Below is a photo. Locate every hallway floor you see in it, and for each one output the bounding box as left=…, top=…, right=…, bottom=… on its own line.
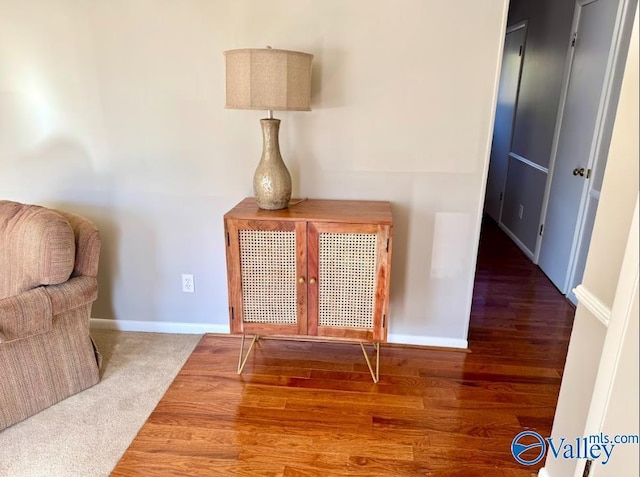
left=470, top=218, right=575, bottom=374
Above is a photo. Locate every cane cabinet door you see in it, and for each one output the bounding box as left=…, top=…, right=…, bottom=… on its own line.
left=226, top=219, right=307, bottom=336
left=307, top=222, right=391, bottom=342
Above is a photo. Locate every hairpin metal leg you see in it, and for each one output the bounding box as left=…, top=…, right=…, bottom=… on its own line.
left=360, top=342, right=380, bottom=383
left=237, top=334, right=259, bottom=374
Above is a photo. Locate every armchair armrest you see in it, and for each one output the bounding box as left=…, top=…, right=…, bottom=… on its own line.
left=53, top=210, right=101, bottom=278
left=45, top=276, right=98, bottom=316
left=0, top=287, right=52, bottom=343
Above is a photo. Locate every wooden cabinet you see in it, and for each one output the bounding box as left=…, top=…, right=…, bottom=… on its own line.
left=224, top=199, right=393, bottom=356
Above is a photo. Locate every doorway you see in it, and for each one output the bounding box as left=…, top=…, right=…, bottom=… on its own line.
left=538, top=0, right=635, bottom=303
left=483, top=0, right=637, bottom=303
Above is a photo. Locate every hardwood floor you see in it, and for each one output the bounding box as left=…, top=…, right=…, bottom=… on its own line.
left=112, top=218, right=575, bottom=476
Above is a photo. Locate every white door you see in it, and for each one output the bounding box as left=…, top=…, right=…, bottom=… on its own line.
left=538, top=0, right=620, bottom=293
left=484, top=23, right=526, bottom=222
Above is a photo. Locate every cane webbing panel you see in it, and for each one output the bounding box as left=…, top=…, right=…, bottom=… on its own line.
left=318, top=232, right=377, bottom=328
left=239, top=230, right=297, bottom=324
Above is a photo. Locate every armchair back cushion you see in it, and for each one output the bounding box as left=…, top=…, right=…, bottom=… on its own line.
left=0, top=201, right=75, bottom=299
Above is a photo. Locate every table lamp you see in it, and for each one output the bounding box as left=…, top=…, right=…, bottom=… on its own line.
left=224, top=47, right=313, bottom=210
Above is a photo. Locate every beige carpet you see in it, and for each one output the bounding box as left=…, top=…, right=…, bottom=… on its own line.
left=0, top=330, right=202, bottom=477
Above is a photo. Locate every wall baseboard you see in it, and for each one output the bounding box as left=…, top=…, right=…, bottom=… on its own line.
left=498, top=222, right=535, bottom=260
left=538, top=468, right=550, bottom=477
left=90, top=319, right=469, bottom=349
left=387, top=333, right=468, bottom=349
left=90, top=318, right=230, bottom=335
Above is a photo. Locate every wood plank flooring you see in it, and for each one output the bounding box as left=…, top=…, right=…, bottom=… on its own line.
left=112, top=219, right=575, bottom=476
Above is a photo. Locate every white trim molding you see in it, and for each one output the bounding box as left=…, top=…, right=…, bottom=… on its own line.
left=90, top=319, right=469, bottom=349
left=90, top=318, right=230, bottom=335
left=388, top=333, right=468, bottom=349
left=573, top=284, right=612, bottom=327
left=506, top=19, right=528, bottom=34
left=508, top=152, right=549, bottom=174
left=498, top=221, right=536, bottom=260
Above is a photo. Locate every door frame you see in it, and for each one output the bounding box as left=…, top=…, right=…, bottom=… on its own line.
left=535, top=0, right=635, bottom=297
left=576, top=197, right=639, bottom=477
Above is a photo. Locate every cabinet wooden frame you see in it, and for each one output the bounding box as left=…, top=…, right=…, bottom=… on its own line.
left=224, top=198, right=393, bottom=345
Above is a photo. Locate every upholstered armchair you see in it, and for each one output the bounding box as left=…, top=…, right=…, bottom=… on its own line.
left=0, top=201, right=101, bottom=430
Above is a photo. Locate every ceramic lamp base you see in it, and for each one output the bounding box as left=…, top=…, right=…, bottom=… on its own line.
left=253, top=118, right=291, bottom=210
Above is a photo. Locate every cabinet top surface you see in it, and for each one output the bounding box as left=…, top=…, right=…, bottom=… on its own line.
left=224, top=198, right=393, bottom=224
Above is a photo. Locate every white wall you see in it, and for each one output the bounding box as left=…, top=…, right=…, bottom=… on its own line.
left=0, top=0, right=509, bottom=345
left=593, top=263, right=638, bottom=476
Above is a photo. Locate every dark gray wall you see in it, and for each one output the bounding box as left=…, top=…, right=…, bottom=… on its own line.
left=508, top=0, right=577, bottom=168
left=499, top=0, right=576, bottom=254
left=502, top=159, right=547, bottom=252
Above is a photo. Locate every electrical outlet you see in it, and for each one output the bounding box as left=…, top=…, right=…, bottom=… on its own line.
left=518, top=204, right=524, bottom=219
left=182, top=274, right=194, bottom=293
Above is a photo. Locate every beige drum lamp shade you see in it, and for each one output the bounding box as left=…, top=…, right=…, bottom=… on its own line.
left=224, top=48, right=313, bottom=112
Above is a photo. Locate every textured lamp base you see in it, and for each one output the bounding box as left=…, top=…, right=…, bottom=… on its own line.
left=254, top=118, right=291, bottom=210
